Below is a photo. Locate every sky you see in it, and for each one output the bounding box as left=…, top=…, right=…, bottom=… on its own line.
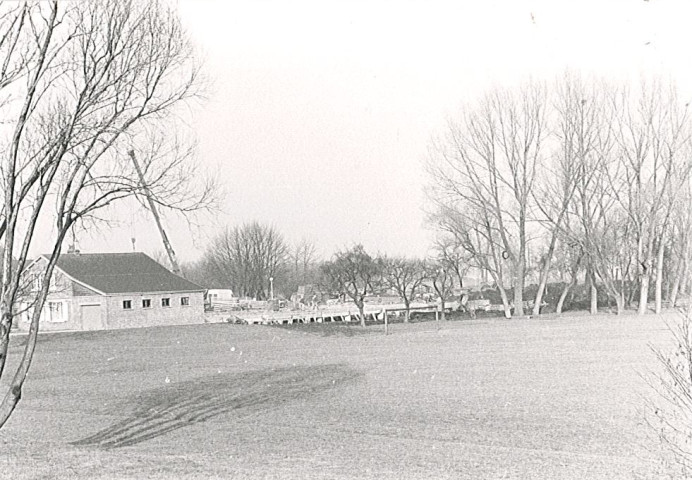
left=75, top=0, right=692, bottom=262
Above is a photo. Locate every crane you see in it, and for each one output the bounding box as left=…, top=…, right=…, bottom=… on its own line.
left=128, top=149, right=181, bottom=275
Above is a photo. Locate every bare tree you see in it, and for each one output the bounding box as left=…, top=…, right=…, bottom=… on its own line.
left=427, top=82, right=547, bottom=318
left=429, top=263, right=455, bottom=322
left=320, top=245, right=380, bottom=327
left=203, top=222, right=289, bottom=300
left=434, top=235, right=472, bottom=296
left=551, top=79, right=630, bottom=314
left=179, top=257, right=215, bottom=289
left=669, top=184, right=692, bottom=308
left=0, top=0, right=212, bottom=428
left=286, top=238, right=319, bottom=295
left=380, top=256, right=427, bottom=323
left=530, top=74, right=593, bottom=315
left=431, top=209, right=514, bottom=318
left=608, top=80, right=692, bottom=314
left=429, top=74, right=692, bottom=317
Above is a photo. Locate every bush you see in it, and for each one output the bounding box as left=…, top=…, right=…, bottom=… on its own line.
left=650, top=308, right=692, bottom=474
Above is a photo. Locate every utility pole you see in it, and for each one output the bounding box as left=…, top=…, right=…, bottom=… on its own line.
left=128, top=150, right=181, bottom=275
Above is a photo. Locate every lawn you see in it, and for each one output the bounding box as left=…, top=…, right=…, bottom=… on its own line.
left=0, top=312, right=681, bottom=479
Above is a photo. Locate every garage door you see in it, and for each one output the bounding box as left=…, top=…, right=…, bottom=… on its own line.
left=81, top=304, right=103, bottom=330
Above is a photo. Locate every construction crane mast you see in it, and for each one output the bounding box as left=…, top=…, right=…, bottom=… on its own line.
left=128, top=150, right=181, bottom=274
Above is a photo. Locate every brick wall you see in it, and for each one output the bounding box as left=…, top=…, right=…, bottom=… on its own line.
left=104, top=291, right=205, bottom=329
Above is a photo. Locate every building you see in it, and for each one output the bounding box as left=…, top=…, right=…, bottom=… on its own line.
left=206, top=288, right=238, bottom=311
left=19, top=252, right=205, bottom=331
left=207, top=288, right=234, bottom=304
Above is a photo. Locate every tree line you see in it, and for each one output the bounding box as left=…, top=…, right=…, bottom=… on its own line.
left=183, top=222, right=474, bottom=327
left=190, top=75, right=692, bottom=322
left=427, top=73, right=692, bottom=318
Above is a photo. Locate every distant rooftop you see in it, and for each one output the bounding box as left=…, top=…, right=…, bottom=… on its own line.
left=43, top=252, right=204, bottom=295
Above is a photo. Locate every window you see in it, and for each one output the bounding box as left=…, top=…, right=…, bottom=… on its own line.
left=48, top=273, right=59, bottom=292
left=161, top=298, right=170, bottom=307
left=46, top=301, right=66, bottom=322
left=180, top=297, right=190, bottom=306
left=142, top=299, right=151, bottom=308
left=123, top=300, right=132, bottom=310
left=32, top=276, right=43, bottom=293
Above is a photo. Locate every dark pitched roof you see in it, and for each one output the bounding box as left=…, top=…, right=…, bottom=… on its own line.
left=44, top=252, right=204, bottom=295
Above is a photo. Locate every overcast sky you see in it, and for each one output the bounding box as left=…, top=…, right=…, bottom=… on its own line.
left=76, top=0, right=692, bottom=261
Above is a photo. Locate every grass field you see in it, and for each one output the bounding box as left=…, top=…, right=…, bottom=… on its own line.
left=0, top=312, right=682, bottom=479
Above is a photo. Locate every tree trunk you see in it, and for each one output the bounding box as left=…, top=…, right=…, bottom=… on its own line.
left=664, top=275, right=671, bottom=303
left=0, top=232, right=65, bottom=429
left=498, top=286, right=512, bottom=319
left=532, top=261, right=550, bottom=316
left=0, top=310, right=12, bottom=381
left=671, top=244, right=690, bottom=308
left=533, top=234, right=558, bottom=316
left=655, top=239, right=666, bottom=314
left=638, top=265, right=651, bottom=315
left=439, top=299, right=446, bottom=322
left=0, top=305, right=39, bottom=428
left=513, top=260, right=525, bottom=317
left=356, top=300, right=366, bottom=327
left=627, top=276, right=638, bottom=308
left=556, top=277, right=578, bottom=315
left=670, top=259, right=685, bottom=308
left=620, top=286, right=626, bottom=314
left=404, top=299, right=410, bottom=323
left=681, top=261, right=691, bottom=301
left=614, top=292, right=624, bottom=315
left=489, top=268, right=512, bottom=319
left=588, top=269, right=598, bottom=315
left=556, top=283, right=572, bottom=314
left=670, top=272, right=682, bottom=308
left=556, top=252, right=583, bottom=315
left=616, top=259, right=626, bottom=312
left=600, top=273, right=625, bottom=316
left=590, top=283, right=598, bottom=314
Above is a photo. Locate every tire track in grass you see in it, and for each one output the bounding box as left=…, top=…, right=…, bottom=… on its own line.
left=71, top=364, right=361, bottom=449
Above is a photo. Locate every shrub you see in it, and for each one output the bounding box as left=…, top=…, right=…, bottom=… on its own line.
left=650, top=308, right=692, bottom=474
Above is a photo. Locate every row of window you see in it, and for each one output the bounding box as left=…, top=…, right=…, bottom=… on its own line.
left=123, top=297, right=190, bottom=310
left=18, top=301, right=67, bottom=324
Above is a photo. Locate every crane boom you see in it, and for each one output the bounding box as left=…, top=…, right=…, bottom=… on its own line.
left=128, top=150, right=181, bottom=274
